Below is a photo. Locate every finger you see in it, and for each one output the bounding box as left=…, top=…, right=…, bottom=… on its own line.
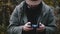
left=25, top=24, right=31, bottom=28
left=39, top=25, right=44, bottom=29
left=37, top=28, right=41, bottom=30
left=40, top=24, right=45, bottom=27
left=37, top=27, right=44, bottom=30
left=24, top=28, right=32, bottom=31
left=39, top=22, right=42, bottom=24
left=39, top=22, right=42, bottom=26
left=27, top=22, right=31, bottom=24
left=26, top=28, right=33, bottom=30
left=40, top=24, right=45, bottom=30
left=37, top=28, right=44, bottom=32
left=27, top=25, right=31, bottom=28
left=25, top=22, right=31, bottom=26
left=25, top=22, right=31, bottom=25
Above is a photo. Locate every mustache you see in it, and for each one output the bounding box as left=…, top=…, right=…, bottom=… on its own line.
left=31, top=0, right=38, bottom=1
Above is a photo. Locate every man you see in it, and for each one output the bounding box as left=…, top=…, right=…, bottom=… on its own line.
left=7, top=0, right=57, bottom=34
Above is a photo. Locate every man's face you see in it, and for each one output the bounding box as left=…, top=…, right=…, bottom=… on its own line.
left=25, top=0, right=42, bottom=8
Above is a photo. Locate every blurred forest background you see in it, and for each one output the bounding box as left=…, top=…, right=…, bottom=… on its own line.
left=0, top=0, right=60, bottom=34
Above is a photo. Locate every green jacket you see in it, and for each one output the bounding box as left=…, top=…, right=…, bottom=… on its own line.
left=7, top=1, right=57, bottom=34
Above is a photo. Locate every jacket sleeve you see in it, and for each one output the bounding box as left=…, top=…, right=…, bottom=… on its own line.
left=7, top=6, right=23, bottom=34
left=45, top=8, right=57, bottom=34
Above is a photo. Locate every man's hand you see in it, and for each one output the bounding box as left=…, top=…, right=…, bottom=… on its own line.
left=37, top=23, right=45, bottom=32
left=22, top=22, right=33, bottom=31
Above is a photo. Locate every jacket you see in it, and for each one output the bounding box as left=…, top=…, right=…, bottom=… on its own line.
left=7, top=1, right=57, bottom=34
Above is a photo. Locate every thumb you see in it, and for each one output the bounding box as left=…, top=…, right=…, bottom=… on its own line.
left=39, top=22, right=42, bottom=26
left=39, top=22, right=42, bottom=24
left=26, top=22, right=31, bottom=25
